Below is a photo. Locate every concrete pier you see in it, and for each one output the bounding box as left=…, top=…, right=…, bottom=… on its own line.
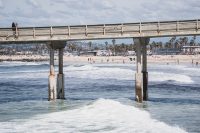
left=0, top=19, right=199, bottom=103
left=57, top=48, right=65, bottom=99
left=134, top=38, right=149, bottom=102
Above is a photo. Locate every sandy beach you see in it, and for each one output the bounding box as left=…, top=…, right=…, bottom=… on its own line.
left=0, top=55, right=200, bottom=65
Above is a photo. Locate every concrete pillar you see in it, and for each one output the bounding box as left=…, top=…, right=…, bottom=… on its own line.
left=47, top=41, right=66, bottom=101
left=142, top=38, right=150, bottom=101
left=48, top=47, right=56, bottom=101
left=134, top=38, right=143, bottom=102
left=134, top=38, right=150, bottom=102
left=57, top=48, right=65, bottom=99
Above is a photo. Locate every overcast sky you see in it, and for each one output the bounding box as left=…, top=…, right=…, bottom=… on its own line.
left=0, top=0, right=200, bottom=27
left=0, top=0, right=199, bottom=43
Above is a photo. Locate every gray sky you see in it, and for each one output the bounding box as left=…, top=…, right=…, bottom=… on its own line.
left=0, top=0, right=199, bottom=43
left=0, top=0, right=199, bottom=27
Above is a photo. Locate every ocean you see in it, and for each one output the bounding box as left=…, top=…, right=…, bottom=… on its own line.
left=0, top=61, right=199, bottom=133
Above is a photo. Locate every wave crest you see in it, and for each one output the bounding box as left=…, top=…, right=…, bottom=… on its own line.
left=0, top=99, right=187, bottom=133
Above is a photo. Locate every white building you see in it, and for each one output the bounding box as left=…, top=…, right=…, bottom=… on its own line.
left=96, top=50, right=112, bottom=56
left=182, top=46, right=200, bottom=54
left=127, top=51, right=136, bottom=56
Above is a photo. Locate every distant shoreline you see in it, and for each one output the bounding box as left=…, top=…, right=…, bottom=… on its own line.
left=0, top=55, right=49, bottom=62
left=0, top=55, right=199, bottom=64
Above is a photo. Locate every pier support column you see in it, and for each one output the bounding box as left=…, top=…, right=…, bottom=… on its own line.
left=134, top=38, right=143, bottom=102
left=142, top=38, right=150, bottom=101
left=47, top=41, right=66, bottom=101
left=57, top=48, right=65, bottom=99
left=134, top=38, right=150, bottom=102
left=47, top=45, right=56, bottom=101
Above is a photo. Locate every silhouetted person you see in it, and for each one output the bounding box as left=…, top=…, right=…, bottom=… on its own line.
left=12, top=22, right=15, bottom=30
left=12, top=22, right=18, bottom=37
left=12, top=22, right=16, bottom=35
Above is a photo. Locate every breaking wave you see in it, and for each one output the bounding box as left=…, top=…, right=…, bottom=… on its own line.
left=0, top=64, right=194, bottom=84
left=66, top=65, right=194, bottom=84
left=0, top=99, right=187, bottom=133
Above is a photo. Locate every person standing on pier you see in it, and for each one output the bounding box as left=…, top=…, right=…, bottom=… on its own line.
left=12, top=22, right=18, bottom=37
left=12, top=22, right=16, bottom=36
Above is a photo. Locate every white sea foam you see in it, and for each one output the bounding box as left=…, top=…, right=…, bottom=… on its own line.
left=65, top=65, right=99, bottom=71
left=66, top=65, right=194, bottom=83
left=150, top=72, right=194, bottom=83
left=0, top=64, right=194, bottom=83
left=0, top=61, right=48, bottom=67
left=0, top=99, right=186, bottom=133
left=66, top=65, right=133, bottom=80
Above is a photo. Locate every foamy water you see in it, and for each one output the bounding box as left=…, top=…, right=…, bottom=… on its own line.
left=0, top=99, right=186, bottom=133
left=0, top=64, right=194, bottom=84
left=0, top=61, right=48, bottom=67
left=64, top=64, right=196, bottom=84
left=0, top=62, right=199, bottom=132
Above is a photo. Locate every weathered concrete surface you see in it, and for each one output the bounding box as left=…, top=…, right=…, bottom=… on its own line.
left=48, top=48, right=56, bottom=101
left=134, top=38, right=143, bottom=102
left=57, top=47, right=65, bottom=99
left=57, top=74, right=65, bottom=99
left=134, top=37, right=149, bottom=102
left=142, top=71, right=148, bottom=101
left=142, top=38, right=150, bottom=101
left=47, top=41, right=66, bottom=100
left=48, top=67, right=56, bottom=100
left=47, top=41, right=66, bottom=50
left=135, top=73, right=143, bottom=102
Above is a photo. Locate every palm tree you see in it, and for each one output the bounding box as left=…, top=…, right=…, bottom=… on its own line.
left=169, top=36, right=176, bottom=48
left=150, top=41, right=155, bottom=51
left=105, top=41, right=108, bottom=50
left=112, top=39, right=116, bottom=56
left=121, top=43, right=126, bottom=55
left=174, top=41, right=179, bottom=49
left=189, top=36, right=197, bottom=54
left=88, top=41, right=92, bottom=51
left=182, top=37, right=188, bottom=46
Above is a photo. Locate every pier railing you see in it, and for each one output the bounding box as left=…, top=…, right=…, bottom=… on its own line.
left=0, top=19, right=200, bottom=43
